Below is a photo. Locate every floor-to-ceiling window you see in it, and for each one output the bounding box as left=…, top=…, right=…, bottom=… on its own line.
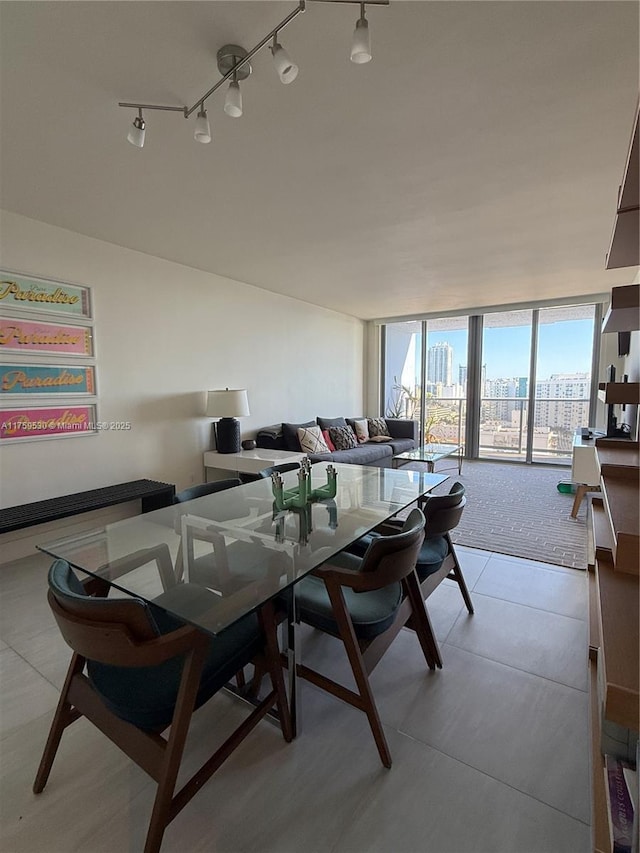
left=531, top=305, right=596, bottom=463
left=424, top=317, right=468, bottom=447
left=380, top=301, right=599, bottom=465
left=381, top=321, right=422, bottom=420
left=480, top=310, right=532, bottom=461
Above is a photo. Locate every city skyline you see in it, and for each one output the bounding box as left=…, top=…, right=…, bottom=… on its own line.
left=426, top=318, right=594, bottom=382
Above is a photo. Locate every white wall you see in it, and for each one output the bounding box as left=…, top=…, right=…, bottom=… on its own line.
left=0, top=211, right=364, bottom=507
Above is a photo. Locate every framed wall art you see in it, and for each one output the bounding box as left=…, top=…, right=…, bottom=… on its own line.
left=0, top=363, right=96, bottom=397
left=0, top=316, right=94, bottom=357
left=0, top=270, right=92, bottom=319
left=0, top=404, right=99, bottom=443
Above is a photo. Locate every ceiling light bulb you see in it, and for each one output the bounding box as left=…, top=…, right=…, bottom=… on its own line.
left=127, top=114, right=146, bottom=147
left=194, top=107, right=211, bottom=143
left=224, top=80, right=243, bottom=118
left=271, top=42, right=298, bottom=84
left=350, top=16, right=371, bottom=64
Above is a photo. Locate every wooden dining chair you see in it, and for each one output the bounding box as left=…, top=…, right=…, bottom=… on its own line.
left=293, top=508, right=430, bottom=768
left=256, top=462, right=302, bottom=479
left=34, top=558, right=292, bottom=853
left=172, top=477, right=255, bottom=588
left=173, top=478, right=242, bottom=503
left=347, top=482, right=473, bottom=668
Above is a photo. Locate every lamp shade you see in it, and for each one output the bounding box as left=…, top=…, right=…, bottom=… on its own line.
left=206, top=389, right=250, bottom=418
left=350, top=17, right=371, bottom=64
left=271, top=43, right=298, bottom=84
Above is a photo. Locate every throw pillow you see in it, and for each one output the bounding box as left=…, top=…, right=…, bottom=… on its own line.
left=368, top=417, right=391, bottom=438
left=322, top=429, right=336, bottom=452
left=317, top=416, right=348, bottom=431
left=282, top=420, right=316, bottom=451
left=297, top=425, right=329, bottom=454
left=368, top=434, right=393, bottom=443
left=353, top=418, right=370, bottom=444
left=329, top=425, right=358, bottom=450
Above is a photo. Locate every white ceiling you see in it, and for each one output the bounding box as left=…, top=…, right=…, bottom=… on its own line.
left=1, top=1, right=638, bottom=320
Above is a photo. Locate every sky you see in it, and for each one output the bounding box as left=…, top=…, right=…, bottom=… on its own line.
left=427, top=318, right=595, bottom=381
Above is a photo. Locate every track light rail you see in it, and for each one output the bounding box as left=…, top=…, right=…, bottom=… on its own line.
left=120, top=0, right=385, bottom=144
left=119, top=1, right=306, bottom=118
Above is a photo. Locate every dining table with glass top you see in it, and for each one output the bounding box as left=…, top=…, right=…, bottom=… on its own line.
left=38, top=462, right=448, bottom=734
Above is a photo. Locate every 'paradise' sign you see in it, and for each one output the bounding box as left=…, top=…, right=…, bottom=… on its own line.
left=0, top=364, right=96, bottom=396
left=0, top=405, right=98, bottom=442
left=0, top=317, right=93, bottom=356
left=0, top=272, right=92, bottom=318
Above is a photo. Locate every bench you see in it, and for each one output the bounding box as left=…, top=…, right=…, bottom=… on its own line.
left=0, top=479, right=176, bottom=535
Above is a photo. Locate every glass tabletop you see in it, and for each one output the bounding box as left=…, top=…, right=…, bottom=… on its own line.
left=394, top=443, right=461, bottom=463
left=39, top=463, right=448, bottom=637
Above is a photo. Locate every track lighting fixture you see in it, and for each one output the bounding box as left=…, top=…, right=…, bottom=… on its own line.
left=194, top=106, right=211, bottom=143
left=119, top=0, right=388, bottom=146
left=351, top=3, right=372, bottom=64
left=224, top=76, right=243, bottom=118
left=271, top=37, right=299, bottom=84
left=126, top=109, right=146, bottom=148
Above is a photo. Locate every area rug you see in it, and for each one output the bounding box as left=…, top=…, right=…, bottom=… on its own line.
left=407, top=458, right=588, bottom=570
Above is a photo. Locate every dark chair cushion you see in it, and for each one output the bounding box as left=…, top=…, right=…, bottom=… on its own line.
left=88, top=584, right=263, bottom=731
left=282, top=420, right=316, bottom=451
left=415, top=535, right=450, bottom=581
left=295, top=552, right=403, bottom=641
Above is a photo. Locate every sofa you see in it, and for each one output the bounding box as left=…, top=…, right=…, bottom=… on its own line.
left=255, top=416, right=419, bottom=467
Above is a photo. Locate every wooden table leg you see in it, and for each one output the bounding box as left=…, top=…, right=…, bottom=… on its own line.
left=571, top=484, right=588, bottom=518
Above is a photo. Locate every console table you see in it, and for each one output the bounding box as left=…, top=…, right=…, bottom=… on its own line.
left=203, top=448, right=306, bottom=480
left=570, top=431, right=602, bottom=518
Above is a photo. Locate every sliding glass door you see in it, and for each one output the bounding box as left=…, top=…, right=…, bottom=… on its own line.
left=380, top=301, right=599, bottom=465
left=531, top=305, right=596, bottom=463
left=479, top=310, right=532, bottom=461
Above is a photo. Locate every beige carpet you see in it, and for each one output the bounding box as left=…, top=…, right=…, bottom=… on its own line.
left=411, top=458, right=588, bottom=570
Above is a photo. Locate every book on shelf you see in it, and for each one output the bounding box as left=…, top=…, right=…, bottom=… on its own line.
left=605, top=754, right=637, bottom=853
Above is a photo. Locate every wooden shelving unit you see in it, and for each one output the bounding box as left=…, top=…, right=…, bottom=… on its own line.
left=597, top=381, right=640, bottom=405
left=590, top=661, right=611, bottom=853
left=602, top=283, right=639, bottom=333
left=590, top=143, right=639, bottom=853
left=605, top=101, right=639, bottom=272
left=595, top=553, right=640, bottom=731
left=596, top=441, right=640, bottom=575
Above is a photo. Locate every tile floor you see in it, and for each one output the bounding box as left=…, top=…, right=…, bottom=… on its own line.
left=0, top=546, right=590, bottom=853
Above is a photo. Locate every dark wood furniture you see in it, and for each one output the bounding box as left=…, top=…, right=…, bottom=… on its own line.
left=588, top=281, right=639, bottom=853
left=293, top=508, right=432, bottom=768
left=0, top=479, right=175, bottom=534
left=34, top=553, right=291, bottom=853
left=347, top=481, right=473, bottom=669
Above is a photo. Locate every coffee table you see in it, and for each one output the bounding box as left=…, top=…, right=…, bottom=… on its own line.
left=392, top=443, right=463, bottom=475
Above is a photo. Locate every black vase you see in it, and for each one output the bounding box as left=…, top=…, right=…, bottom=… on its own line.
left=216, top=418, right=241, bottom=453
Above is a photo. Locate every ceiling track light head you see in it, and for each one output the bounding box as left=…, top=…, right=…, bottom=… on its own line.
left=216, top=44, right=252, bottom=81
left=127, top=108, right=146, bottom=148
left=194, top=104, right=211, bottom=143
left=270, top=35, right=299, bottom=84
left=351, top=4, right=372, bottom=64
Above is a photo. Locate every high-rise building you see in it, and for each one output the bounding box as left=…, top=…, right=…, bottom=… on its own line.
left=427, top=342, right=453, bottom=386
